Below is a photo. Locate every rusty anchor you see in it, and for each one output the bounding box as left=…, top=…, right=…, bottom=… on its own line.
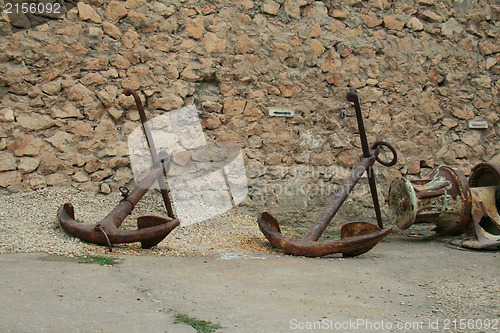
left=258, top=88, right=397, bottom=257
left=57, top=89, right=179, bottom=251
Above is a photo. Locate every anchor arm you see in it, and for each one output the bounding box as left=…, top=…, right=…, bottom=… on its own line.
left=58, top=166, right=178, bottom=250
left=258, top=213, right=391, bottom=257
left=58, top=203, right=179, bottom=246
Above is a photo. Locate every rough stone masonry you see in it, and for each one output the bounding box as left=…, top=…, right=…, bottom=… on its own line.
left=0, top=0, right=498, bottom=227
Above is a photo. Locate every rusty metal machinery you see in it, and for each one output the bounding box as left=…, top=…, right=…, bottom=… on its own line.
left=58, top=89, right=179, bottom=251
left=257, top=88, right=398, bottom=257
left=388, top=166, right=472, bottom=235
left=460, top=162, right=500, bottom=249
left=389, top=162, right=500, bottom=250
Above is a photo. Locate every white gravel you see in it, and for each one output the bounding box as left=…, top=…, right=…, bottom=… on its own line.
left=0, top=187, right=280, bottom=257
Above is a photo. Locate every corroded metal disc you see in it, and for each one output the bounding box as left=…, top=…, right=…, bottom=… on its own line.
left=388, top=177, right=418, bottom=230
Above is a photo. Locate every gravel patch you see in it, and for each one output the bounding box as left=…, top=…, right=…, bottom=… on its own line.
left=0, top=187, right=290, bottom=258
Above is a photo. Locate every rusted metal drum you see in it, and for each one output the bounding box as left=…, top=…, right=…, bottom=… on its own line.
left=470, top=162, right=500, bottom=189
left=466, top=162, right=500, bottom=248
left=388, top=166, right=471, bottom=234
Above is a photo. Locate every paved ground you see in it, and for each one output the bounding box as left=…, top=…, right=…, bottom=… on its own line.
left=1, top=236, right=498, bottom=333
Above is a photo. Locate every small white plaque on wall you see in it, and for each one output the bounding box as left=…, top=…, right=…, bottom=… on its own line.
left=468, top=120, right=488, bottom=129
left=269, top=108, right=294, bottom=117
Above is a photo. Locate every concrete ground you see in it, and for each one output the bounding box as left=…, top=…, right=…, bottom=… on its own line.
left=1, top=236, right=498, bottom=333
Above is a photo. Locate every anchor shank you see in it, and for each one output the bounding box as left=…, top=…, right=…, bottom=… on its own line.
left=347, top=88, right=371, bottom=158
left=304, top=154, right=376, bottom=241
left=102, top=166, right=163, bottom=230
left=158, top=175, right=175, bottom=219
left=367, top=166, right=383, bottom=228
left=124, top=89, right=161, bottom=166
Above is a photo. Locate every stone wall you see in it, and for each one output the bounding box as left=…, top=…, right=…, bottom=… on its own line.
left=0, top=0, right=498, bottom=226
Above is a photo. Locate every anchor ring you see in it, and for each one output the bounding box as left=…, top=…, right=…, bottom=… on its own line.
left=372, top=141, right=397, bottom=167
left=119, top=186, right=130, bottom=198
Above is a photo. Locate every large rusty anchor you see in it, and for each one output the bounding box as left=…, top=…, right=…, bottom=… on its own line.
left=57, top=89, right=179, bottom=251
left=258, top=88, right=397, bottom=257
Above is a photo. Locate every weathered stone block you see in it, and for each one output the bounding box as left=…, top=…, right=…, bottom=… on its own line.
left=29, top=96, right=44, bottom=108
left=46, top=173, right=68, bottom=186
left=243, top=101, right=263, bottom=121
left=312, top=151, right=335, bottom=166
left=223, top=98, right=246, bottom=116
left=90, top=169, right=114, bottom=182
left=124, top=11, right=146, bottom=28
left=320, top=49, right=341, bottom=72
left=0, top=151, right=16, bottom=172
left=100, top=183, right=111, bottom=194
left=104, top=0, right=128, bottom=21
left=479, top=41, right=500, bottom=55
left=125, top=0, right=145, bottom=9
left=69, top=122, right=93, bottom=137
left=330, top=8, right=349, bottom=19
left=103, top=22, right=122, bottom=39
left=42, top=81, right=61, bottom=95
left=383, top=15, right=404, bottom=31
left=45, top=131, right=73, bottom=152
left=451, top=105, right=475, bottom=120
left=235, top=35, right=255, bottom=54
left=361, top=9, right=382, bottom=28
left=419, top=10, right=443, bottom=23
left=265, top=153, right=282, bottom=165
left=7, top=136, right=43, bottom=157
left=284, top=0, right=301, bottom=19
left=173, top=151, right=192, bottom=166
left=84, top=57, right=109, bottom=71
left=407, top=17, right=423, bottom=31
left=147, top=35, right=174, bottom=52
left=202, top=32, right=226, bottom=53
left=52, top=103, right=83, bottom=119
left=417, top=0, right=434, bottom=5
left=186, top=16, right=205, bottom=39
left=80, top=73, right=108, bottom=86
left=407, top=160, right=420, bottom=175
left=150, top=92, right=184, bottom=111
left=0, top=171, right=22, bottom=188
left=263, top=0, right=280, bottom=15
left=441, top=18, right=463, bottom=39
left=123, top=29, right=140, bottom=48
left=0, top=109, right=15, bottom=122
left=18, top=157, right=40, bottom=174
left=77, top=2, right=102, bottom=24
left=23, top=173, right=46, bottom=190
left=303, top=2, right=328, bottom=21
left=84, top=158, right=104, bottom=173
left=201, top=114, right=221, bottom=130
left=114, top=167, right=133, bottom=183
